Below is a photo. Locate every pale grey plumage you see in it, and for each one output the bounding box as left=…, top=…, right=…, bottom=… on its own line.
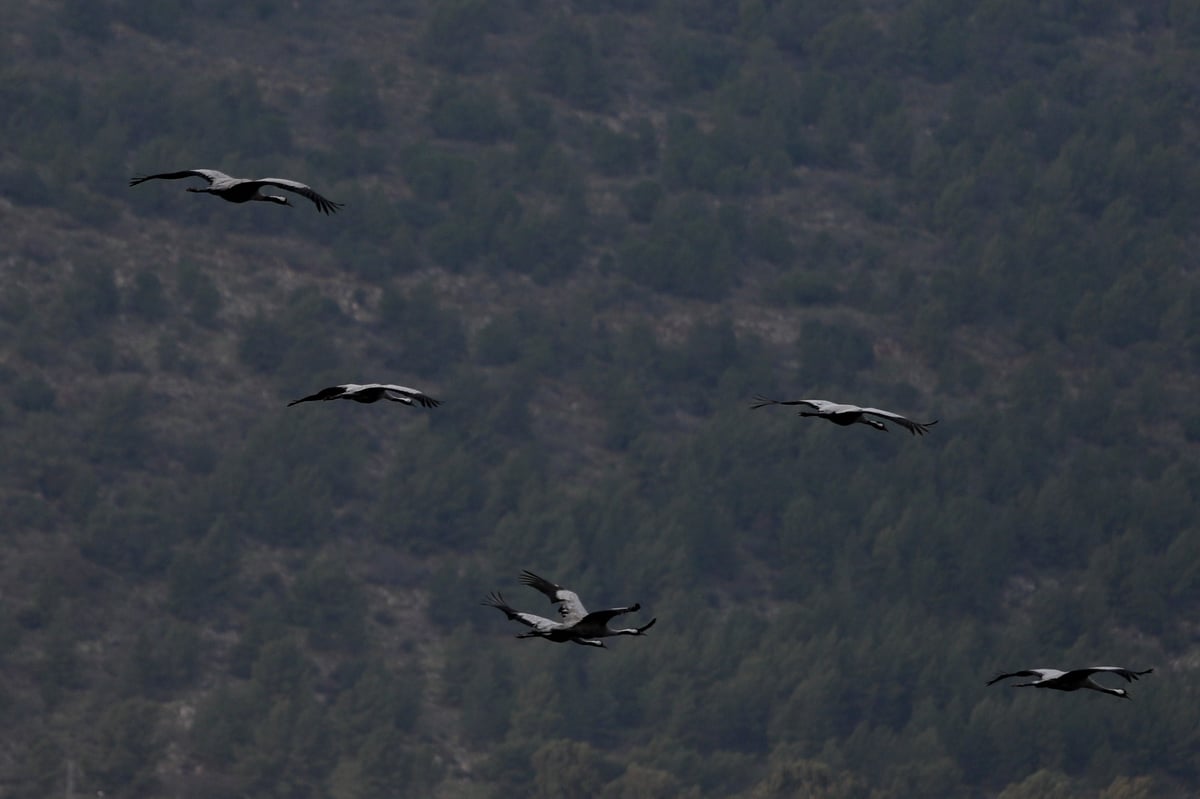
left=288, top=383, right=439, bottom=408
left=130, top=169, right=343, bottom=214
left=751, top=396, right=937, bottom=435
left=986, top=666, right=1153, bottom=699
left=483, top=572, right=656, bottom=648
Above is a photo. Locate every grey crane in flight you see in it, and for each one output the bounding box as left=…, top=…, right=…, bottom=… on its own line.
left=986, top=666, right=1153, bottom=699
left=482, top=570, right=656, bottom=648
left=751, top=396, right=938, bottom=435
left=287, top=383, right=440, bottom=408
left=129, top=169, right=343, bottom=214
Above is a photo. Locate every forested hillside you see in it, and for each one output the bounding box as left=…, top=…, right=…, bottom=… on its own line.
left=2, top=1, right=1200, bottom=797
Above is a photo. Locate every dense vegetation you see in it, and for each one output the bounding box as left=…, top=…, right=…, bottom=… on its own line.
left=2, top=1, right=1200, bottom=797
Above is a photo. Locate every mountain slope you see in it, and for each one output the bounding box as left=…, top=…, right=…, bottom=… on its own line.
left=1, top=2, right=1199, bottom=797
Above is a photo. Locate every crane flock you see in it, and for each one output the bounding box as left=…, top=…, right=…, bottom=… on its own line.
left=123, top=154, right=1158, bottom=743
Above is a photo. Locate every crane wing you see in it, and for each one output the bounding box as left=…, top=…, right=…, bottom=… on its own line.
left=1071, top=666, right=1153, bottom=683
left=750, top=395, right=827, bottom=410
left=381, top=384, right=440, bottom=408
left=481, top=593, right=559, bottom=632
left=519, top=571, right=588, bottom=622
left=580, top=604, right=640, bottom=625
left=254, top=177, right=344, bottom=214
left=986, top=669, right=1051, bottom=686
left=287, top=385, right=350, bottom=406
left=128, top=169, right=230, bottom=187
left=859, top=407, right=939, bottom=436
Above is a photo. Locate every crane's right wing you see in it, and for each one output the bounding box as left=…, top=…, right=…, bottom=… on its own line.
left=287, top=385, right=349, bottom=406
left=750, top=395, right=826, bottom=410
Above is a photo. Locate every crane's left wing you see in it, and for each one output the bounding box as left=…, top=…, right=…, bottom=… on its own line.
left=129, top=169, right=230, bottom=187
left=287, top=385, right=350, bottom=406
left=381, top=384, right=441, bottom=408
left=580, top=603, right=640, bottom=625
left=860, top=407, right=939, bottom=436
left=1073, top=666, right=1154, bottom=683
left=519, top=571, right=588, bottom=622
left=750, top=395, right=827, bottom=410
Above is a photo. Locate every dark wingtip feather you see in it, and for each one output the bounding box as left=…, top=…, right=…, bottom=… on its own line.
left=518, top=570, right=561, bottom=602
left=908, top=419, right=939, bottom=436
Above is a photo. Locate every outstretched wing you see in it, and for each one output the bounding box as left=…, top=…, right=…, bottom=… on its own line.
left=859, top=407, right=939, bottom=436
left=481, top=592, right=559, bottom=632
left=287, top=385, right=350, bottom=406
left=1071, top=666, right=1154, bottom=683
left=519, top=570, right=588, bottom=622
left=580, top=603, right=640, bottom=626
left=380, top=384, right=440, bottom=408
left=254, top=177, right=344, bottom=214
left=750, top=395, right=827, bottom=411
left=129, top=169, right=229, bottom=187
left=986, top=669, right=1046, bottom=686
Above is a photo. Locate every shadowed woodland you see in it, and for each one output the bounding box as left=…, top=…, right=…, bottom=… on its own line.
left=2, top=1, right=1200, bottom=797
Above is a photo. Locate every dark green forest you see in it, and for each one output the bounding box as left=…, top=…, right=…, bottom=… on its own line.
left=2, top=0, right=1199, bottom=796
